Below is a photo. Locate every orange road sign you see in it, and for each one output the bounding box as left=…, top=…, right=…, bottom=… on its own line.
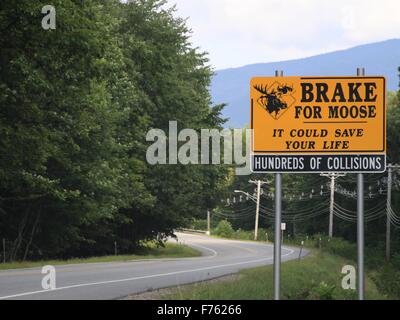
left=250, top=76, right=386, bottom=173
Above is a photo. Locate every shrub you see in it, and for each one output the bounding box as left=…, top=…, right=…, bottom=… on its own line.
left=390, top=253, right=400, bottom=269
left=376, top=264, right=400, bottom=297
left=214, top=220, right=234, bottom=238
left=190, top=219, right=207, bottom=231
left=234, top=229, right=253, bottom=240
left=323, top=237, right=356, bottom=260
left=310, top=282, right=336, bottom=300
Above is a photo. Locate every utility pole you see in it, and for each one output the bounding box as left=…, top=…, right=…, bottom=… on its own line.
left=386, top=164, right=400, bottom=261
left=249, top=179, right=270, bottom=240
left=255, top=180, right=261, bottom=241
left=2, top=238, right=5, bottom=263
left=207, top=210, right=211, bottom=236
left=293, top=217, right=297, bottom=238
left=320, top=172, right=346, bottom=237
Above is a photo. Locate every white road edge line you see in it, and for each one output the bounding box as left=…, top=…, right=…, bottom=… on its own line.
left=0, top=245, right=294, bottom=300
left=185, top=243, right=218, bottom=258
left=0, top=238, right=217, bottom=275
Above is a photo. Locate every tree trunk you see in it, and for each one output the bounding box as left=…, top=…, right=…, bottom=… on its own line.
left=23, top=210, right=41, bottom=261
left=10, top=211, right=29, bottom=261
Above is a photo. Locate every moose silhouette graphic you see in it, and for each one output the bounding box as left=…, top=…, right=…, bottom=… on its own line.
left=254, top=83, right=294, bottom=119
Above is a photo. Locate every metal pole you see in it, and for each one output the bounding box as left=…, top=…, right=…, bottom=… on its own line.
left=329, top=175, right=335, bottom=237
left=298, top=241, right=304, bottom=261
left=293, top=217, right=296, bottom=237
left=273, top=69, right=283, bottom=300
left=386, top=166, right=392, bottom=261
left=357, top=173, right=364, bottom=300
left=356, top=67, right=365, bottom=300
left=207, top=210, right=211, bottom=236
left=2, top=238, right=5, bottom=263
left=321, top=172, right=345, bottom=237
left=274, top=172, right=282, bottom=300
left=254, top=180, right=261, bottom=240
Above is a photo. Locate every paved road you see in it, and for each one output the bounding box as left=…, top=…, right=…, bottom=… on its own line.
left=0, top=233, right=307, bottom=300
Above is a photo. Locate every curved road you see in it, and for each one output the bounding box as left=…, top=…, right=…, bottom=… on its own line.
left=0, top=232, right=307, bottom=300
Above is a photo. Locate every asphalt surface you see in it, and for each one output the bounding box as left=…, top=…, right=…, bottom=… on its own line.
left=0, top=232, right=307, bottom=300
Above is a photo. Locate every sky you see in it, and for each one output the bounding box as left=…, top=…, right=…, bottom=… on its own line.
left=169, top=0, right=400, bottom=70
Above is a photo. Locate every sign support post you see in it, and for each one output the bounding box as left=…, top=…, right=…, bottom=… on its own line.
left=274, top=172, right=282, bottom=300
left=357, top=173, right=364, bottom=300
left=273, top=69, right=283, bottom=300
left=356, top=67, right=365, bottom=300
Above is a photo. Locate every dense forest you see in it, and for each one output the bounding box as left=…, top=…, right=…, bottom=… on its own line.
left=0, top=0, right=228, bottom=261
left=0, top=0, right=399, bottom=265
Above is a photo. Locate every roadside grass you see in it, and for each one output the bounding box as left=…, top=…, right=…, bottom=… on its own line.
left=165, top=250, right=389, bottom=300
left=187, top=221, right=399, bottom=299
left=0, top=242, right=201, bottom=271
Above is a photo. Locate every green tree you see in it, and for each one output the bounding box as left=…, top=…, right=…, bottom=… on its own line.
left=0, top=0, right=229, bottom=260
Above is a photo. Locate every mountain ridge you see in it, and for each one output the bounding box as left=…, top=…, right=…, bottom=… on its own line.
left=210, top=39, right=400, bottom=128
